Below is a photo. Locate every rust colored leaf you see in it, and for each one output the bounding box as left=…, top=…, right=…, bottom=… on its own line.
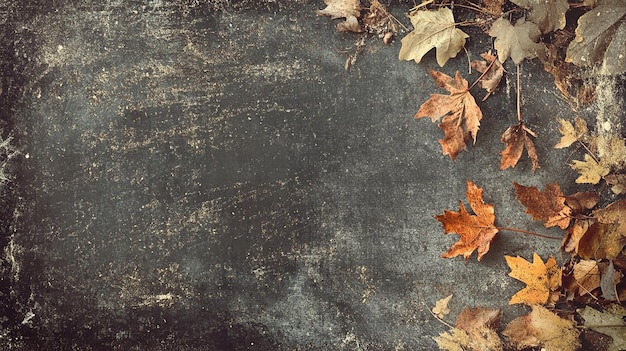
left=470, top=51, right=504, bottom=101
left=500, top=123, right=540, bottom=172
left=435, top=180, right=498, bottom=261
left=503, top=305, right=580, bottom=351
left=483, top=0, right=503, bottom=16
left=514, top=182, right=571, bottom=229
left=562, top=218, right=594, bottom=254
left=415, top=70, right=483, bottom=160
left=505, top=253, right=562, bottom=305
left=564, top=191, right=599, bottom=214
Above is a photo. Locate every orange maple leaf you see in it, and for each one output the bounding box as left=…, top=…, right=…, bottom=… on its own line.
left=505, top=253, right=562, bottom=305
left=514, top=182, right=571, bottom=229
left=500, top=122, right=540, bottom=172
left=435, top=180, right=498, bottom=261
left=415, top=70, right=483, bottom=160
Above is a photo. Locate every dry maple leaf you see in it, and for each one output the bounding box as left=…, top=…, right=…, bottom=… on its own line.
left=398, top=8, right=469, bottom=67
left=505, top=253, right=562, bottom=305
left=470, top=51, right=504, bottom=101
left=503, top=305, right=580, bottom=351
left=579, top=304, right=626, bottom=351
left=554, top=116, right=589, bottom=149
left=562, top=218, right=594, bottom=254
left=435, top=180, right=498, bottom=261
left=571, top=154, right=610, bottom=184
left=415, top=70, right=483, bottom=160
left=500, top=122, right=540, bottom=172
left=432, top=294, right=453, bottom=319
left=580, top=198, right=626, bottom=260
left=434, top=307, right=502, bottom=351
left=566, top=259, right=601, bottom=296
left=514, top=182, right=571, bottom=229
left=489, top=18, right=545, bottom=64
left=566, top=0, right=626, bottom=75
left=316, top=0, right=361, bottom=19
left=510, top=0, right=569, bottom=34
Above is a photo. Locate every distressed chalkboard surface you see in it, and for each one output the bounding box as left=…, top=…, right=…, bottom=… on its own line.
left=0, top=1, right=590, bottom=349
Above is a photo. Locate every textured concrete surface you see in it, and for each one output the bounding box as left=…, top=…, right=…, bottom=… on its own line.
left=0, top=1, right=605, bottom=349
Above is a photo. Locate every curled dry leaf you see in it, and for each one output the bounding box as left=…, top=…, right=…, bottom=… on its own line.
left=503, top=305, right=580, bottom=351
left=514, top=182, right=571, bottom=229
left=554, top=116, right=589, bottom=149
left=488, top=18, right=545, bottom=64
left=470, top=51, right=504, bottom=101
left=510, top=0, right=569, bottom=34
left=337, top=15, right=362, bottom=33
left=398, top=8, right=469, bottom=67
left=567, top=259, right=601, bottom=296
left=316, top=0, right=361, bottom=20
left=432, top=294, right=453, bottom=319
left=562, top=218, right=595, bottom=254
left=566, top=0, right=626, bottom=75
left=500, top=122, right=540, bottom=172
left=415, top=70, right=483, bottom=160
left=505, top=253, right=562, bottom=305
left=434, top=180, right=498, bottom=261
left=434, top=307, right=502, bottom=351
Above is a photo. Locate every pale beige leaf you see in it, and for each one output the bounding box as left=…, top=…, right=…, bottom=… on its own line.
left=510, top=0, right=569, bottom=34
left=571, top=154, right=610, bottom=184
left=555, top=116, right=588, bottom=149
left=489, top=18, right=545, bottom=64
left=316, top=0, right=361, bottom=19
left=399, top=8, right=469, bottom=67
left=432, top=294, right=453, bottom=318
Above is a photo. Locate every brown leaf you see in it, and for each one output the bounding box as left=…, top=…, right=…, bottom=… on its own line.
left=565, top=191, right=599, bottom=214
left=577, top=222, right=624, bottom=260
left=488, top=18, right=545, bottom=64
left=566, top=0, right=626, bottom=75
left=415, top=70, right=483, bottom=160
left=362, top=0, right=397, bottom=41
left=570, top=259, right=601, bottom=296
left=470, top=51, right=504, bottom=100
left=316, top=0, right=361, bottom=20
left=562, top=218, right=595, bottom=254
left=514, top=182, right=571, bottom=229
left=555, top=116, right=589, bottom=149
left=500, top=123, right=540, bottom=172
left=434, top=307, right=502, bottom=351
left=579, top=304, right=626, bottom=351
left=510, top=0, right=569, bottom=34
left=505, top=253, right=562, bottom=305
left=503, top=305, right=580, bottom=351
left=435, top=180, right=498, bottom=261
left=398, top=8, right=469, bottom=67
left=483, top=0, right=503, bottom=16
left=605, top=173, right=626, bottom=195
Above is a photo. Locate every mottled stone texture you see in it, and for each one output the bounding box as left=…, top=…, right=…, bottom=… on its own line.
left=0, top=1, right=587, bottom=349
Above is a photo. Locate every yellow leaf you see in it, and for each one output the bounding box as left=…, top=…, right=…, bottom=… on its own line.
left=505, top=253, right=561, bottom=305
left=570, top=154, right=609, bottom=184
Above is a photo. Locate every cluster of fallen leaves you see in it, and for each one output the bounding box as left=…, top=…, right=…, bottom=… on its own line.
left=433, top=180, right=625, bottom=350
left=316, top=1, right=626, bottom=350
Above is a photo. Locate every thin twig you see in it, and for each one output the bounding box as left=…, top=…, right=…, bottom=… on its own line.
left=468, top=56, right=497, bottom=91
left=496, top=226, right=562, bottom=240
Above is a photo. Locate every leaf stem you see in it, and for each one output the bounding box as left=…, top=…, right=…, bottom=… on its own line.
left=496, top=226, right=562, bottom=240
left=516, top=63, right=522, bottom=122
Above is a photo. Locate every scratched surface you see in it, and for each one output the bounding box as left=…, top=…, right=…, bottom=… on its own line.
left=0, top=1, right=585, bottom=349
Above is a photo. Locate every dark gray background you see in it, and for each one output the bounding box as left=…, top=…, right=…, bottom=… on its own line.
left=0, top=1, right=614, bottom=349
